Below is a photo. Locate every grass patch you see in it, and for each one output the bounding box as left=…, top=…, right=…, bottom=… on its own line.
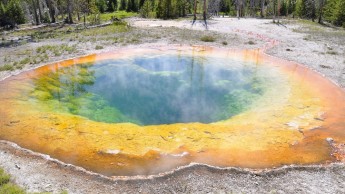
left=0, top=64, right=14, bottom=71
left=326, top=51, right=338, bottom=55
left=0, top=167, right=68, bottom=194
left=96, top=11, right=138, bottom=22
left=80, top=22, right=128, bottom=37
left=0, top=183, right=25, bottom=194
left=19, top=58, right=30, bottom=65
left=247, top=40, right=255, bottom=45
left=35, top=44, right=77, bottom=57
left=95, top=45, right=104, bottom=50
left=0, top=169, right=10, bottom=185
left=200, top=35, right=216, bottom=42
left=0, top=168, right=25, bottom=194
left=14, top=62, right=25, bottom=70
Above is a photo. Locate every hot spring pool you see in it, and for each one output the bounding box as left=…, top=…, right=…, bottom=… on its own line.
left=0, top=46, right=344, bottom=176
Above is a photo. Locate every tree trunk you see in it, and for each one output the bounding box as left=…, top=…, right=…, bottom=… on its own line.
left=277, top=0, right=280, bottom=23
left=37, top=0, right=43, bottom=23
left=237, top=1, right=240, bottom=18
left=318, top=6, right=322, bottom=23
left=260, top=0, right=265, bottom=18
left=67, top=0, right=73, bottom=24
left=311, top=0, right=314, bottom=22
left=193, top=0, right=197, bottom=23
left=286, top=0, right=289, bottom=16
left=273, top=0, right=276, bottom=23
left=203, top=0, right=207, bottom=26
left=250, top=0, right=254, bottom=17
left=45, top=0, right=56, bottom=23
left=237, top=0, right=244, bottom=19
left=31, top=0, right=40, bottom=25
left=167, top=0, right=171, bottom=19
left=318, top=0, right=324, bottom=24
left=193, top=0, right=197, bottom=18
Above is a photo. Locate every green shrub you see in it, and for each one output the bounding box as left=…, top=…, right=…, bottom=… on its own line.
left=0, top=169, right=10, bottom=186
left=19, top=58, right=30, bottom=65
left=0, top=183, right=25, bottom=194
left=200, top=35, right=215, bottom=42
left=247, top=40, right=255, bottom=45
left=326, top=50, right=338, bottom=55
left=0, top=168, right=25, bottom=194
left=95, top=45, right=104, bottom=50
left=0, top=0, right=25, bottom=28
left=0, top=64, right=14, bottom=71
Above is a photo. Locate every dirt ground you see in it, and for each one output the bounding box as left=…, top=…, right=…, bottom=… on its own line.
left=0, top=17, right=345, bottom=193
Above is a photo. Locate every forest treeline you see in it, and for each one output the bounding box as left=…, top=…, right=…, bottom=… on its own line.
left=0, top=0, right=344, bottom=28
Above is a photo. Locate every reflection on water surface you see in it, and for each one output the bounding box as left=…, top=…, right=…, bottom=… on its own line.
left=31, top=54, right=276, bottom=125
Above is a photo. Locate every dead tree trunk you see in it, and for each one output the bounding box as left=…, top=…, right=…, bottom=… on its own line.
left=250, top=0, right=255, bottom=17
left=203, top=0, right=207, bottom=27
left=260, top=0, right=265, bottom=18
left=45, top=0, right=56, bottom=23
left=311, top=0, right=316, bottom=22
left=67, top=0, right=73, bottom=24
left=273, top=0, right=276, bottom=23
left=37, top=0, right=44, bottom=22
left=193, top=0, right=197, bottom=24
left=277, top=0, right=280, bottom=23
left=236, top=0, right=244, bottom=19
left=31, top=0, right=40, bottom=25
left=318, top=0, right=324, bottom=24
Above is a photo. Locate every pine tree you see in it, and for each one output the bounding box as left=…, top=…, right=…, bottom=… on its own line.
left=0, top=2, right=5, bottom=17
left=280, top=0, right=287, bottom=16
left=119, top=0, right=126, bottom=10
left=5, top=0, right=25, bottom=26
left=296, top=0, right=308, bottom=18
left=127, top=0, right=132, bottom=11
left=0, top=2, right=6, bottom=27
left=323, top=0, right=335, bottom=21
left=139, top=0, right=145, bottom=9
left=111, top=0, right=118, bottom=11
left=140, top=0, right=150, bottom=17
left=96, top=0, right=107, bottom=13
left=333, top=0, right=345, bottom=27
left=156, top=0, right=163, bottom=18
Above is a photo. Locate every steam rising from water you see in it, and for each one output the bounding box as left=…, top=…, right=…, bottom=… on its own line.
left=31, top=54, right=274, bottom=125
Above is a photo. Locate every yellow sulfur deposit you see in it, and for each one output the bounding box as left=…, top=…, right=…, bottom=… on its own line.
left=0, top=46, right=344, bottom=176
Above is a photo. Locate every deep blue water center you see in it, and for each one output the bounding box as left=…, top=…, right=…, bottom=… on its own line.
left=32, top=54, right=271, bottom=125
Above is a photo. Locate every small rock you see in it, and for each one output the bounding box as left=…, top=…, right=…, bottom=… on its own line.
left=326, top=137, right=334, bottom=143
left=170, top=151, right=189, bottom=157
left=286, top=121, right=299, bottom=129
left=320, top=65, right=332, bottom=69
left=105, top=149, right=121, bottom=155
left=15, top=164, right=21, bottom=169
left=286, top=48, right=292, bottom=51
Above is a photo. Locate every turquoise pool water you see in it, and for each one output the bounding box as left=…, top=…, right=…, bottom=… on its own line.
left=30, top=53, right=275, bottom=125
